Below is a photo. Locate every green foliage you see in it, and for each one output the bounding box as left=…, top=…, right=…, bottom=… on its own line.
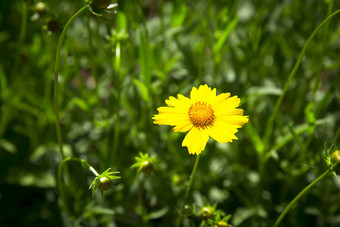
left=1, top=0, right=340, bottom=226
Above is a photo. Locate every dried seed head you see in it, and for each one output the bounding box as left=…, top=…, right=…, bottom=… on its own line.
left=47, top=19, right=61, bottom=33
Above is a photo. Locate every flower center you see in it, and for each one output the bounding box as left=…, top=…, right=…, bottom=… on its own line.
left=188, top=101, right=215, bottom=129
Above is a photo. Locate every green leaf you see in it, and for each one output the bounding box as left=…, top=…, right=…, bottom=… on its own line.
left=83, top=206, right=115, bottom=218
left=171, top=2, right=187, bottom=27
left=232, top=207, right=257, bottom=226
left=0, top=139, right=17, bottom=154
left=68, top=97, right=89, bottom=112
left=244, top=122, right=264, bottom=155
left=133, top=79, right=151, bottom=103
left=145, top=206, right=169, bottom=220
left=315, top=87, right=333, bottom=118
left=213, top=16, right=238, bottom=54
left=116, top=12, right=127, bottom=31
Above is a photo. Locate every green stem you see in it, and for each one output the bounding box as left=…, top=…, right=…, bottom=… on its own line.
left=304, top=0, right=334, bottom=152
left=312, top=0, right=334, bottom=101
left=176, top=155, right=201, bottom=227
left=137, top=175, right=147, bottom=221
left=1, top=3, right=27, bottom=138
left=58, top=157, right=96, bottom=175
left=19, top=2, right=27, bottom=45
left=263, top=9, right=340, bottom=150
left=273, top=169, right=331, bottom=227
left=109, top=41, right=122, bottom=166
left=57, top=157, right=97, bottom=216
left=87, top=14, right=97, bottom=80
left=54, top=6, right=88, bottom=159
left=10, top=2, right=27, bottom=78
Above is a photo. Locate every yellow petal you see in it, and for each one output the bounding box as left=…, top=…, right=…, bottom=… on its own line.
left=178, top=94, right=191, bottom=103
left=182, top=127, right=209, bottom=155
left=211, top=92, right=231, bottom=106
left=215, top=108, right=244, bottom=117
left=213, top=96, right=241, bottom=115
left=190, top=87, right=198, bottom=100
left=217, top=115, right=249, bottom=126
left=173, top=120, right=193, bottom=132
left=153, top=98, right=191, bottom=126
left=190, top=84, right=216, bottom=103
left=166, top=94, right=191, bottom=108
left=153, top=113, right=188, bottom=126
left=208, top=121, right=238, bottom=143
left=157, top=106, right=187, bottom=114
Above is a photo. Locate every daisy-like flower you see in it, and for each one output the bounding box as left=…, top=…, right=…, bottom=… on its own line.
left=153, top=84, right=248, bottom=155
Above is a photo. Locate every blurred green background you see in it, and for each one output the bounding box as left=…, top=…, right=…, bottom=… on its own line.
left=1, top=0, right=340, bottom=226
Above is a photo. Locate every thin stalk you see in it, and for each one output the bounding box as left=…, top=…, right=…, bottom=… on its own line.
left=109, top=41, right=122, bottom=166
left=0, top=2, right=27, bottom=137
left=137, top=175, right=147, bottom=221
left=87, top=14, right=98, bottom=80
left=273, top=169, right=331, bottom=227
left=263, top=9, right=340, bottom=151
left=53, top=6, right=88, bottom=159
left=304, top=0, right=335, bottom=149
left=312, top=0, right=334, bottom=100
left=10, top=1, right=28, bottom=78
left=176, top=155, right=201, bottom=227
left=58, top=157, right=96, bottom=176
left=19, top=2, right=27, bottom=43
left=86, top=13, right=105, bottom=122
left=89, top=166, right=99, bottom=176
left=57, top=157, right=97, bottom=216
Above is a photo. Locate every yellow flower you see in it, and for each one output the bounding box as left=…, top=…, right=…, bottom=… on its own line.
left=153, top=84, right=249, bottom=155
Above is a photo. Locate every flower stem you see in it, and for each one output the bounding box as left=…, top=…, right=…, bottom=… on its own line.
left=89, top=166, right=99, bottom=176
left=273, top=169, right=331, bottom=227
left=112, top=41, right=121, bottom=165
left=137, top=175, right=147, bottom=221
left=57, top=157, right=97, bottom=216
left=53, top=5, right=88, bottom=159
left=176, top=155, right=201, bottom=227
left=263, top=8, right=340, bottom=151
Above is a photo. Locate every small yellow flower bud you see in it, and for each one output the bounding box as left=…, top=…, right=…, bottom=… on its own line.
left=333, top=150, right=340, bottom=164
left=92, top=0, right=111, bottom=10
left=141, top=160, right=154, bottom=174
left=98, top=176, right=113, bottom=191
left=172, top=174, right=181, bottom=186
left=217, top=221, right=228, bottom=227
left=200, top=207, right=212, bottom=220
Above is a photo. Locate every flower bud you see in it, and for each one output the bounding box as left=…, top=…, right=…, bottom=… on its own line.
left=216, top=221, right=228, bottom=227
left=35, top=2, right=46, bottom=14
left=141, top=160, right=154, bottom=174
left=332, top=150, right=340, bottom=164
left=92, top=0, right=111, bottom=10
left=98, top=176, right=113, bottom=191
left=200, top=207, right=212, bottom=220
